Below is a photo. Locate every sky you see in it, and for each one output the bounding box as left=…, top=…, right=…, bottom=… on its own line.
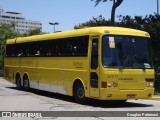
left=0, top=0, right=159, bottom=33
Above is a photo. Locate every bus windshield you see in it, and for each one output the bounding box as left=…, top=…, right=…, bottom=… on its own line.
left=102, top=35, right=153, bottom=69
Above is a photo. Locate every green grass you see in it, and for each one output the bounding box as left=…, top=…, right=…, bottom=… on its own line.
left=154, top=91, right=160, bottom=96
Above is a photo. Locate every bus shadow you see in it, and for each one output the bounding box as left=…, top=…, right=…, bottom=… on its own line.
left=87, top=99, right=153, bottom=108
left=7, top=87, right=153, bottom=108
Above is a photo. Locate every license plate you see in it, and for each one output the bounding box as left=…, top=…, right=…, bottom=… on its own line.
left=127, top=94, right=136, bottom=98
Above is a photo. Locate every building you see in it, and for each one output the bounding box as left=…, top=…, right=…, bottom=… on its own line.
left=0, top=9, right=42, bottom=34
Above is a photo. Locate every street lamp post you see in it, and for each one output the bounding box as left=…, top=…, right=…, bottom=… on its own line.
left=157, top=0, right=159, bottom=15
left=49, top=22, right=59, bottom=33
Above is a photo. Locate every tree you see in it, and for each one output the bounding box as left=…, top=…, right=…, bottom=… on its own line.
left=74, top=15, right=111, bottom=29
left=23, top=28, right=42, bottom=37
left=0, top=23, right=20, bottom=76
left=91, top=0, right=123, bottom=25
left=0, top=23, right=20, bottom=55
left=0, top=22, right=20, bottom=41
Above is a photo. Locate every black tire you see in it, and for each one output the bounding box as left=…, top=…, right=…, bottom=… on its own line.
left=23, top=77, right=30, bottom=91
left=16, top=75, right=22, bottom=90
left=73, top=82, right=87, bottom=104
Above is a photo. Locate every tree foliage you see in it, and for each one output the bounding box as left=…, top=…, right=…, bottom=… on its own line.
left=0, top=22, right=20, bottom=43
left=0, top=23, right=21, bottom=74
left=0, top=22, right=20, bottom=56
left=74, top=15, right=110, bottom=29
left=74, top=14, right=160, bottom=40
left=23, top=28, right=42, bottom=37
left=91, top=0, right=123, bottom=25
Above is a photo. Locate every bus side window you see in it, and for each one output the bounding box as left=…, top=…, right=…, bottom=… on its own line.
left=6, top=45, right=13, bottom=56
left=25, top=43, right=33, bottom=56
left=17, top=50, right=23, bottom=56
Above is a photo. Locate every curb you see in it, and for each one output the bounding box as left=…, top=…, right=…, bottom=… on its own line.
left=149, top=95, right=160, bottom=101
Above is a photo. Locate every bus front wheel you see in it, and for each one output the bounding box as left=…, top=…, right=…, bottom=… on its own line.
left=73, top=82, right=87, bottom=104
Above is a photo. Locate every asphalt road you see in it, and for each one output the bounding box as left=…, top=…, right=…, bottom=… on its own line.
left=0, top=78, right=160, bottom=120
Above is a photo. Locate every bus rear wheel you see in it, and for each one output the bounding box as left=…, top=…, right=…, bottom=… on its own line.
left=73, top=82, right=87, bottom=104
left=23, top=77, right=30, bottom=91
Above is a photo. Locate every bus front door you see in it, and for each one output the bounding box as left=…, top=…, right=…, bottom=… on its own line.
left=89, top=38, right=100, bottom=98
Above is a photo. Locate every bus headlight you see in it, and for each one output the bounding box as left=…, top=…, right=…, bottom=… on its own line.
left=107, top=83, right=112, bottom=87
left=149, top=83, right=154, bottom=87
left=146, top=83, right=154, bottom=87
left=146, top=83, right=150, bottom=87
left=145, top=78, right=154, bottom=87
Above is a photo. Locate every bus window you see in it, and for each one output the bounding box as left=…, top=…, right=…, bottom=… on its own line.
left=91, top=38, right=98, bottom=69
left=102, top=35, right=153, bottom=69
left=6, top=45, right=14, bottom=56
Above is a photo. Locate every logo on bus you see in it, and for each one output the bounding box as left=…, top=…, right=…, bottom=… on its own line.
left=73, top=62, right=83, bottom=68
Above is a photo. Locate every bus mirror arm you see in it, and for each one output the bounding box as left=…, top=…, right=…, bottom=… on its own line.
left=119, top=66, right=124, bottom=71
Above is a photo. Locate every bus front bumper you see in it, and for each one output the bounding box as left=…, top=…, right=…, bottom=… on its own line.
left=99, top=88, right=155, bottom=100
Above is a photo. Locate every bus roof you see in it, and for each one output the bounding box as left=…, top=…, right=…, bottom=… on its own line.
left=6, top=27, right=150, bottom=44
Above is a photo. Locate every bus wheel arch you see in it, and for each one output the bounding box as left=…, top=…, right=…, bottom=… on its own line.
left=23, top=73, right=30, bottom=91
left=15, top=72, right=22, bottom=89
left=73, top=79, right=87, bottom=104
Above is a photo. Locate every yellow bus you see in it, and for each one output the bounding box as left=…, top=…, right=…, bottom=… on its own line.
left=4, top=27, right=154, bottom=103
